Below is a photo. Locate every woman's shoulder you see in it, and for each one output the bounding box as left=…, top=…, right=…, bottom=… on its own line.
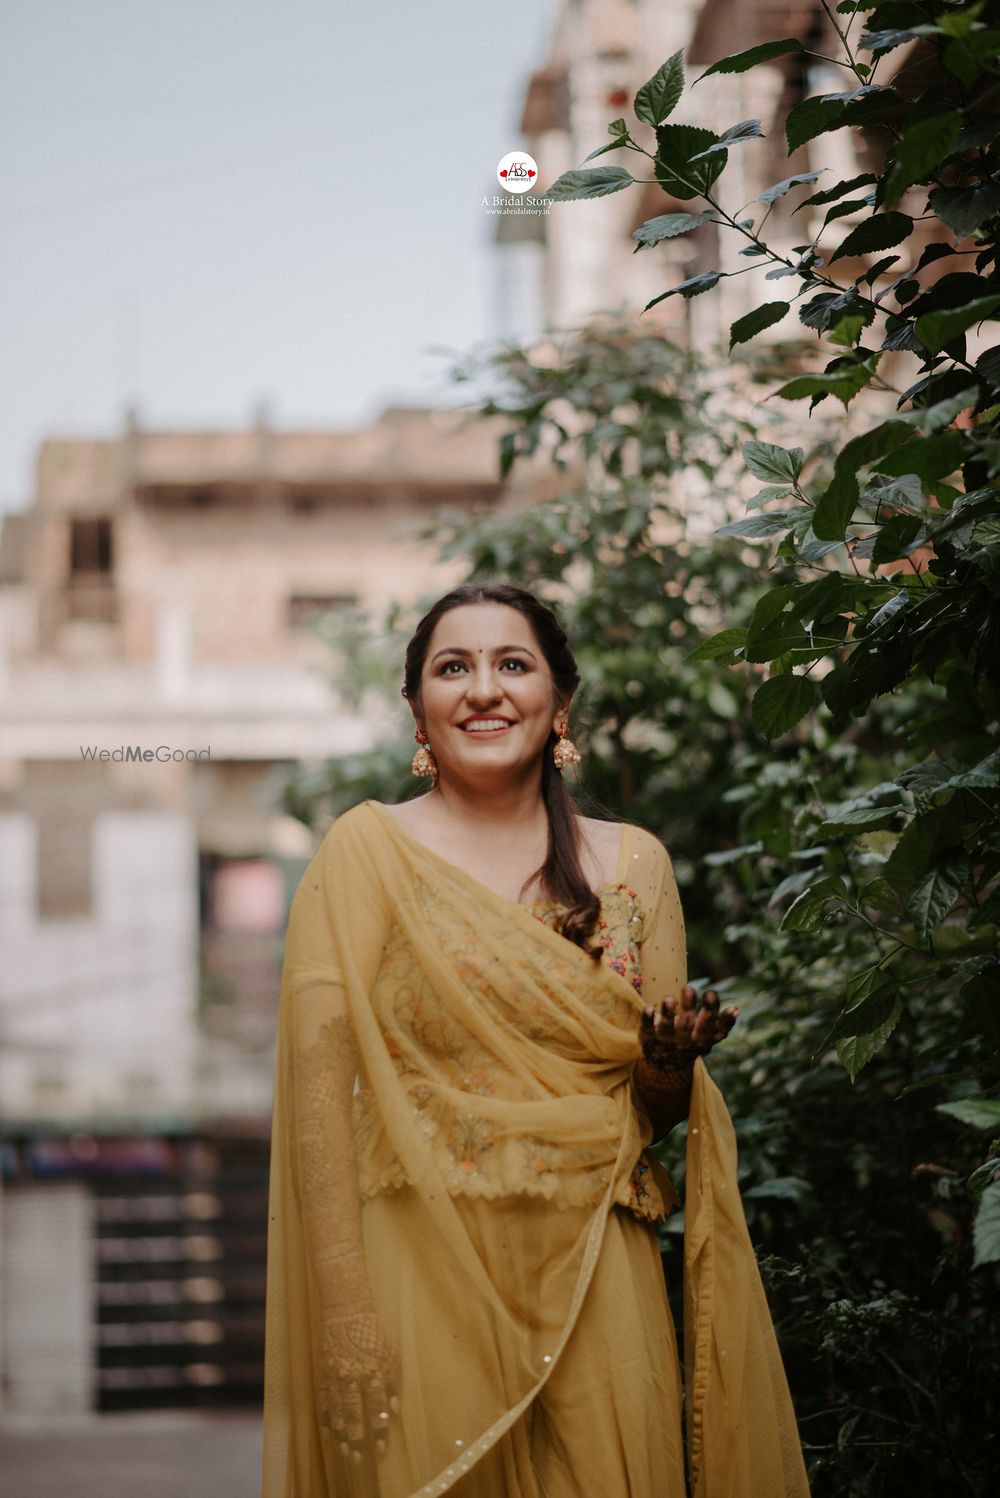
left=313, top=799, right=384, bottom=856
left=575, top=815, right=671, bottom=889
left=576, top=814, right=669, bottom=854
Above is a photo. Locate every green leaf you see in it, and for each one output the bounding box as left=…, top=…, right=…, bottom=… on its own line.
left=743, top=1176, right=812, bottom=1201
left=906, top=849, right=969, bottom=939
left=936, top=1099, right=1000, bottom=1131
left=540, top=167, right=635, bottom=201
left=972, top=1181, right=1000, bottom=1268
left=746, top=485, right=793, bottom=511
left=836, top=994, right=902, bottom=1081
left=800, top=291, right=858, bottom=333
left=822, top=197, right=877, bottom=229
left=696, top=38, right=804, bottom=82
left=862, top=474, right=922, bottom=511
left=685, top=627, right=748, bottom=663
left=834, top=420, right=915, bottom=476
left=830, top=212, right=914, bottom=263
left=861, top=26, right=938, bottom=55
left=939, top=753, right=1000, bottom=790
left=929, top=183, right=1000, bottom=239
left=945, top=28, right=1000, bottom=86
left=742, top=440, right=804, bottom=483
left=744, top=617, right=811, bottom=662
left=690, top=119, right=763, bottom=157
left=872, top=513, right=924, bottom=562
left=813, top=471, right=860, bottom=540
left=655, top=123, right=727, bottom=199
left=634, top=51, right=685, bottom=128
left=583, top=135, right=630, bottom=163
left=864, top=587, right=909, bottom=632
left=817, top=806, right=902, bottom=835
left=905, top=386, right=979, bottom=435
left=883, top=114, right=962, bottom=202
left=498, top=431, right=517, bottom=479
left=644, top=271, right=722, bottom=310
left=969, top=1158, right=1000, bottom=1208
left=776, top=361, right=875, bottom=406
left=632, top=210, right=715, bottom=249
left=799, top=172, right=877, bottom=208
left=884, top=807, right=951, bottom=894
left=859, top=876, right=905, bottom=914
left=729, top=301, right=790, bottom=348
left=747, top=584, right=797, bottom=636
left=961, top=964, right=1000, bottom=1051
left=915, top=295, right=1000, bottom=355
left=716, top=513, right=793, bottom=539
left=828, top=313, right=869, bottom=348
left=751, top=674, right=820, bottom=739
left=758, top=171, right=824, bottom=206
left=878, top=430, right=964, bottom=483
left=781, top=875, right=848, bottom=931
left=786, top=96, right=846, bottom=153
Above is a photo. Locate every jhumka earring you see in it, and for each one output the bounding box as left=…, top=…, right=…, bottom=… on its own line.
left=553, top=718, right=581, bottom=772
left=411, top=726, right=438, bottom=782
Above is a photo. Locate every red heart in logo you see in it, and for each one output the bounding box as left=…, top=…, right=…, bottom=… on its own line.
left=528, top=169, right=536, bottom=177
left=499, top=169, right=508, bottom=177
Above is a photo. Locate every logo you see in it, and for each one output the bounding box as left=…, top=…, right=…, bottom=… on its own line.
left=497, top=151, right=538, bottom=193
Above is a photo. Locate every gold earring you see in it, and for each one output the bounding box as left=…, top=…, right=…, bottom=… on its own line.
left=553, top=718, right=581, bottom=772
left=411, top=726, right=438, bottom=782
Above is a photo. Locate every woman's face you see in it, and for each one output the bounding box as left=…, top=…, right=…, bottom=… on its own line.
left=414, top=603, right=567, bottom=789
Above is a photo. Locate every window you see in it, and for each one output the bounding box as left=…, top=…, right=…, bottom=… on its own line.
left=287, top=594, right=356, bottom=628
left=70, top=518, right=113, bottom=574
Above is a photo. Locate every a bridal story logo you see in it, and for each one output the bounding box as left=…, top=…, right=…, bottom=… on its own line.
left=497, top=151, right=538, bottom=192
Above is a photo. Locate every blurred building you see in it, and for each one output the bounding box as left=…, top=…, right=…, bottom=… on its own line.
left=0, top=400, right=523, bottom=1413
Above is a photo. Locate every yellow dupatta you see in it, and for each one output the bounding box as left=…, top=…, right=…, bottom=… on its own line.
left=262, top=800, right=809, bottom=1497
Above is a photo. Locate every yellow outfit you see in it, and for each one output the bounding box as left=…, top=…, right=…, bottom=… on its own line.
left=262, top=800, right=810, bottom=1497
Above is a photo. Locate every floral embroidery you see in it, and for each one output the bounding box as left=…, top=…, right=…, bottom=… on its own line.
left=352, top=881, right=675, bottom=1223
left=528, top=884, right=644, bottom=998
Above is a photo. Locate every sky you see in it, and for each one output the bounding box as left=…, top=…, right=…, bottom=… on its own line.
left=0, top=0, right=552, bottom=514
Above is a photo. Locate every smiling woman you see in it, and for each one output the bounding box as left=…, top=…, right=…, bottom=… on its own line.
left=262, top=581, right=810, bottom=1498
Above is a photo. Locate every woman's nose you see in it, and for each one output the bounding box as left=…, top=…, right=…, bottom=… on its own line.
left=465, top=666, right=504, bottom=702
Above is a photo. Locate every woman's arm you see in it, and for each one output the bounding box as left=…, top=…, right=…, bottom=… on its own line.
left=289, top=983, right=398, bottom=1463
left=631, top=835, right=737, bottom=1141
left=279, top=812, right=400, bottom=1463
left=634, top=988, right=738, bottom=1141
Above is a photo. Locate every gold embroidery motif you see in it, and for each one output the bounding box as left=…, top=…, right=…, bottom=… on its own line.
left=350, top=884, right=674, bottom=1223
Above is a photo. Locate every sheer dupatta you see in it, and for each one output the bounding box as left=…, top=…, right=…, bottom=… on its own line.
left=262, top=801, right=809, bottom=1498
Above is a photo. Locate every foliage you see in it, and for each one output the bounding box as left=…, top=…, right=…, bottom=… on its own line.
left=540, top=0, right=1000, bottom=1420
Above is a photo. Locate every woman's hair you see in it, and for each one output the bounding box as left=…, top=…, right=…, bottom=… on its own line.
left=402, top=581, right=603, bottom=958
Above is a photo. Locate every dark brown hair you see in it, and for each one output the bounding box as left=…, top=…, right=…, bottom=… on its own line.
left=401, top=582, right=603, bottom=958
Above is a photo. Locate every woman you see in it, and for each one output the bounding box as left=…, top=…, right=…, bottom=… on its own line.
left=262, top=582, right=810, bottom=1498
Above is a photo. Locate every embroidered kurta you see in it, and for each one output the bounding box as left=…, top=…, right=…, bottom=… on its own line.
left=262, top=800, right=810, bottom=1497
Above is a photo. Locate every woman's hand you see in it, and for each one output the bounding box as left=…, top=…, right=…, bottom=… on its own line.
left=640, top=985, right=739, bottom=1071
left=319, top=1305, right=400, bottom=1463
left=633, top=987, right=739, bottom=1138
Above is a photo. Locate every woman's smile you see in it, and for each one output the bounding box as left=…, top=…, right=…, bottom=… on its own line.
left=458, top=717, right=515, bottom=735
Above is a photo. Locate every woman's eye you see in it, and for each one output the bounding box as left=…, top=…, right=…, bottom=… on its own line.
left=437, top=658, right=528, bottom=675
